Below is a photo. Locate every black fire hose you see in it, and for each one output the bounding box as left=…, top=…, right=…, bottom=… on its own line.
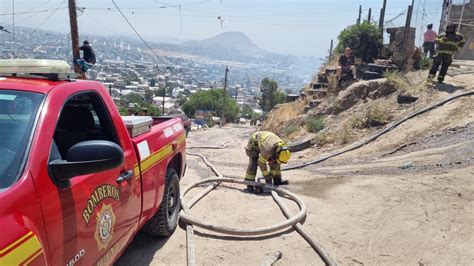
left=183, top=153, right=337, bottom=266
left=283, top=91, right=474, bottom=171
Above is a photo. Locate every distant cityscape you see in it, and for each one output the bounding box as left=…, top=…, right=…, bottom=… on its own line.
left=0, top=26, right=320, bottom=115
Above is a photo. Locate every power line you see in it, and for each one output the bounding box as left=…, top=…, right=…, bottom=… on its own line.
left=0, top=7, right=68, bottom=16
left=111, top=0, right=160, bottom=63
left=30, top=0, right=66, bottom=34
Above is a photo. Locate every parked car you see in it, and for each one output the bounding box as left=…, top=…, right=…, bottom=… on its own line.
left=0, top=60, right=186, bottom=265
left=154, top=114, right=191, bottom=137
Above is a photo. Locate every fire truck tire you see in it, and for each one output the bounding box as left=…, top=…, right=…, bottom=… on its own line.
left=143, top=168, right=181, bottom=237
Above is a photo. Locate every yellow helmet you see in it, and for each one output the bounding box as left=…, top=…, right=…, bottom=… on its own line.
left=277, top=146, right=291, bottom=164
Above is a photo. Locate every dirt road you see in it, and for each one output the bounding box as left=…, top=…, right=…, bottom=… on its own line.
left=116, top=88, right=473, bottom=265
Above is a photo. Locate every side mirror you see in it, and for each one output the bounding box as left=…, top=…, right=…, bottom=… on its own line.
left=49, top=140, right=124, bottom=188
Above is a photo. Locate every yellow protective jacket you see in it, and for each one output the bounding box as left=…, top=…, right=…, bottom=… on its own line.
left=245, top=131, right=285, bottom=176
left=436, top=31, right=465, bottom=55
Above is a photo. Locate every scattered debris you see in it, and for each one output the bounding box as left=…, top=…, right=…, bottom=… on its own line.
left=397, top=93, right=419, bottom=104
left=260, top=251, right=283, bottom=266
left=400, top=162, right=414, bottom=169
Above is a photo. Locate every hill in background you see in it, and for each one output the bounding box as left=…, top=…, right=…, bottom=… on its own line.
left=184, top=31, right=266, bottom=55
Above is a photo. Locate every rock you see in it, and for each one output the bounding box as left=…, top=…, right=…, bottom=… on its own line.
left=397, top=93, right=419, bottom=104
left=303, top=105, right=311, bottom=113
left=309, top=100, right=322, bottom=108
left=323, top=79, right=396, bottom=114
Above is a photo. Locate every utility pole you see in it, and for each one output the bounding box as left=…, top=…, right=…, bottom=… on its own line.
left=68, top=0, right=81, bottom=76
left=220, top=66, right=229, bottom=127
left=379, top=0, right=387, bottom=35
left=234, top=86, right=238, bottom=102
left=367, top=8, right=372, bottom=23
left=162, top=88, right=165, bottom=115
left=329, top=39, right=333, bottom=58
left=440, top=0, right=451, bottom=33
left=402, top=0, right=415, bottom=65
left=357, top=5, right=362, bottom=25
left=458, top=0, right=467, bottom=32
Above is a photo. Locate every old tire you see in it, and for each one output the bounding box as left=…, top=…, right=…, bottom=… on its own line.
left=143, top=169, right=180, bottom=237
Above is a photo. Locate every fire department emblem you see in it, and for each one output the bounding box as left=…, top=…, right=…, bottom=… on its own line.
left=94, top=204, right=115, bottom=251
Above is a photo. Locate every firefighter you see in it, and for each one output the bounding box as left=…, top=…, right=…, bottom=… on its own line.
left=244, top=131, right=291, bottom=193
left=428, top=22, right=465, bottom=83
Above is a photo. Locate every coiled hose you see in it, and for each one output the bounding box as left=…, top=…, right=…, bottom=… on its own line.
left=182, top=153, right=337, bottom=266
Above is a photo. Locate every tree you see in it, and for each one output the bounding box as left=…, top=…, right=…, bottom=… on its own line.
left=259, top=77, right=286, bottom=112
left=119, top=92, right=160, bottom=116
left=336, top=22, right=383, bottom=63
left=241, top=105, right=258, bottom=119
left=182, top=89, right=239, bottom=123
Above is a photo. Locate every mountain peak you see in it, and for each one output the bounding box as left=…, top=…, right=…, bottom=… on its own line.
left=184, top=31, right=265, bottom=54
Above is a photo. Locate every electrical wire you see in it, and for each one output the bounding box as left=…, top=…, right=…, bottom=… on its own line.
left=0, top=7, right=67, bottom=16
left=30, top=0, right=66, bottom=34
left=111, top=0, right=160, bottom=63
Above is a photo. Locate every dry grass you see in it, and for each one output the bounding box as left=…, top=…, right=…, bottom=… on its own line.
left=312, top=132, right=329, bottom=147
left=327, top=95, right=342, bottom=114
left=384, top=71, right=408, bottom=90
left=365, top=102, right=391, bottom=127
left=338, top=121, right=354, bottom=144
left=384, top=70, right=424, bottom=96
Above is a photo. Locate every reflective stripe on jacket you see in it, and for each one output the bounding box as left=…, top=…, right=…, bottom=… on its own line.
left=436, top=32, right=465, bottom=55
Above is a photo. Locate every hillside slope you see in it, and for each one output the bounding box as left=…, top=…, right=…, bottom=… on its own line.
left=264, top=70, right=474, bottom=154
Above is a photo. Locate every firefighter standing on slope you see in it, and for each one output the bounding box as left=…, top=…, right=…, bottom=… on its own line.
left=244, top=131, right=291, bottom=193
left=428, top=22, right=465, bottom=83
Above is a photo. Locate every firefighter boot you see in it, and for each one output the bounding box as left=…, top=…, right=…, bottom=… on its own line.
left=244, top=179, right=255, bottom=193
left=246, top=185, right=255, bottom=193
left=264, top=175, right=273, bottom=185
left=273, top=175, right=289, bottom=186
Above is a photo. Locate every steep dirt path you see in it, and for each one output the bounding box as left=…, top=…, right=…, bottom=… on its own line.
left=117, top=114, right=473, bottom=265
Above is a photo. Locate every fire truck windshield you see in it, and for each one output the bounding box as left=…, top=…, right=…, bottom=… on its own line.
left=0, top=90, right=44, bottom=189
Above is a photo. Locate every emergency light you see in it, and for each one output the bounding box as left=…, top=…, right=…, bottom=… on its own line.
left=0, top=59, right=71, bottom=75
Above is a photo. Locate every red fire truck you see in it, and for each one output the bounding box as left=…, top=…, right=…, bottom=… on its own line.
left=0, top=60, right=186, bottom=265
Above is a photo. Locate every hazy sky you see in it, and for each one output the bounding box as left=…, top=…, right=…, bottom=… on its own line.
left=1, top=0, right=447, bottom=56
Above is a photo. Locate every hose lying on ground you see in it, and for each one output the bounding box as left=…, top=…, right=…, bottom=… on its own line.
left=271, top=190, right=337, bottom=266
left=181, top=152, right=223, bottom=266
left=183, top=153, right=337, bottom=266
left=180, top=178, right=307, bottom=236
left=282, top=90, right=474, bottom=171
left=186, top=92, right=474, bottom=172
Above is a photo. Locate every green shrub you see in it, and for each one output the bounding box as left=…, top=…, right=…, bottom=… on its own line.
left=336, top=22, right=383, bottom=63
left=313, top=132, right=329, bottom=146
left=284, top=124, right=299, bottom=136
left=305, top=116, right=325, bottom=133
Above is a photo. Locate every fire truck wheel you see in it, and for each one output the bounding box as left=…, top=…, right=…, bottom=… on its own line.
left=143, top=168, right=180, bottom=237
